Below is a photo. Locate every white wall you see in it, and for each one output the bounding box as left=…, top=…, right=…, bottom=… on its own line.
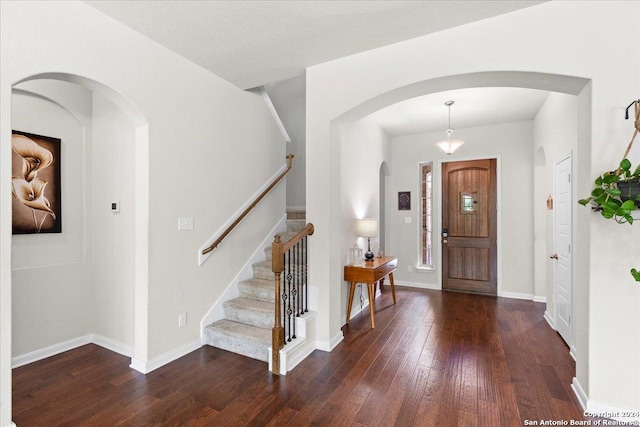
left=267, top=75, right=306, bottom=210
left=0, top=2, right=284, bottom=424
left=91, top=92, right=136, bottom=349
left=387, top=121, right=535, bottom=298
left=340, top=117, right=390, bottom=325
left=306, top=0, right=640, bottom=412
left=11, top=81, right=93, bottom=356
left=533, top=93, right=578, bottom=319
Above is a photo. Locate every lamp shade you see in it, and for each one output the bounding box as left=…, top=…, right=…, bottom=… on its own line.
left=435, top=139, right=464, bottom=155
left=356, top=218, right=377, bottom=238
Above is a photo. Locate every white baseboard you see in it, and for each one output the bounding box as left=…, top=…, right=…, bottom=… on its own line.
left=498, top=291, right=534, bottom=300
left=92, top=334, right=134, bottom=358
left=544, top=310, right=556, bottom=330
left=316, top=332, right=343, bottom=352
left=283, top=339, right=316, bottom=373
left=394, top=280, right=440, bottom=290
left=130, top=339, right=201, bottom=374
left=533, top=296, right=547, bottom=303
left=572, top=377, right=588, bottom=411
left=573, top=377, right=640, bottom=422
left=11, top=335, right=92, bottom=368
left=570, top=345, right=577, bottom=361
left=13, top=334, right=202, bottom=376
left=11, top=334, right=133, bottom=369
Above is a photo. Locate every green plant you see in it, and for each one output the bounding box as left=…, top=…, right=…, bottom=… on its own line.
left=578, top=158, right=640, bottom=224
left=578, top=158, right=640, bottom=282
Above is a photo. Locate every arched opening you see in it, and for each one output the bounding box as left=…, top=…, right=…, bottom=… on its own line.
left=9, top=73, right=149, bottom=371
left=316, top=71, right=590, bottom=357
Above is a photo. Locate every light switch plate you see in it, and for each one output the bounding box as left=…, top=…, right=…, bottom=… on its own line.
left=404, top=217, right=412, bottom=224
left=178, top=217, right=194, bottom=230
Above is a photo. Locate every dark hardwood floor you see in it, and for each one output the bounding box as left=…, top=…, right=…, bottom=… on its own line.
left=13, top=287, right=592, bottom=426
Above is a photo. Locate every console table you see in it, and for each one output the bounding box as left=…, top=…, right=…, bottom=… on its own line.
left=344, top=256, right=397, bottom=328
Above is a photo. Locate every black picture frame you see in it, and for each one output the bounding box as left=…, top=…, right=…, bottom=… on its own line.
left=11, top=130, right=62, bottom=234
left=398, top=191, right=411, bottom=210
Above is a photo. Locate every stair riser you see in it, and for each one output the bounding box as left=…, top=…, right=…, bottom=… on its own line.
left=286, top=220, right=307, bottom=233
left=239, top=282, right=276, bottom=303
left=223, top=302, right=273, bottom=329
left=203, top=329, right=268, bottom=362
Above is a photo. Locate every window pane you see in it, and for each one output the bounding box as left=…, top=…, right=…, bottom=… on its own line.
left=420, top=163, right=433, bottom=267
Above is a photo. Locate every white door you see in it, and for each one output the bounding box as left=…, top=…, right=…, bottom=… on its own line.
left=553, top=155, right=572, bottom=346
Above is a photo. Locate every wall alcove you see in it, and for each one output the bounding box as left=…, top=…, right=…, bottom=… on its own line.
left=9, top=73, right=150, bottom=371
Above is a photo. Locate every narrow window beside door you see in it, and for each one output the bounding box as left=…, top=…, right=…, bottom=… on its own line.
left=420, top=162, right=433, bottom=268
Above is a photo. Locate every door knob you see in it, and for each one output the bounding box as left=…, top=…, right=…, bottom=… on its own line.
left=550, top=254, right=559, bottom=260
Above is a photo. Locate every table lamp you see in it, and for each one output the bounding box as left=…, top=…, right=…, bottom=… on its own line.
left=356, top=218, right=377, bottom=262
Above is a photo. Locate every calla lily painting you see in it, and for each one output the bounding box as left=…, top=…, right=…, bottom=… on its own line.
left=11, top=131, right=61, bottom=234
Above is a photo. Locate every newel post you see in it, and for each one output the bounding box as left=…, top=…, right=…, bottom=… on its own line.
left=271, top=234, right=284, bottom=375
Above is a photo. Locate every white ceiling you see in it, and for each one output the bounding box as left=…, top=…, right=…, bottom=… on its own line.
left=85, top=0, right=544, bottom=90
left=85, top=1, right=551, bottom=136
left=367, top=87, right=551, bottom=137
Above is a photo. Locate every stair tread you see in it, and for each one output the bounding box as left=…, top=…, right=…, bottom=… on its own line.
left=239, top=277, right=273, bottom=287
left=224, top=297, right=274, bottom=312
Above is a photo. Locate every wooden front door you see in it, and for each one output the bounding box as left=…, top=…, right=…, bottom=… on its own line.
left=442, top=159, right=497, bottom=295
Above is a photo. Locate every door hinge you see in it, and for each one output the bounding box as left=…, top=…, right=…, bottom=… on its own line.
left=569, top=315, right=571, bottom=324
left=568, top=244, right=571, bottom=254
left=568, top=173, right=571, bottom=183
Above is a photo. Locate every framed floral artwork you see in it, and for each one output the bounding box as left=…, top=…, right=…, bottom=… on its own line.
left=11, top=130, right=62, bottom=234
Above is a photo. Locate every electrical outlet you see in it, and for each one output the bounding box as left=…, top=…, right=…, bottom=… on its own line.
left=407, top=265, right=413, bottom=272
left=178, top=313, right=187, bottom=328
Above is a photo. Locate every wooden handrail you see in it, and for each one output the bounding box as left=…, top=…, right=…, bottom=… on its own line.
left=271, top=222, right=314, bottom=375
left=202, top=154, right=294, bottom=255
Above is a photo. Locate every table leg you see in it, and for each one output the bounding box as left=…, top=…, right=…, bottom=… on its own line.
left=346, top=282, right=356, bottom=324
left=378, top=277, right=385, bottom=293
left=367, top=282, right=376, bottom=328
left=389, top=272, right=397, bottom=304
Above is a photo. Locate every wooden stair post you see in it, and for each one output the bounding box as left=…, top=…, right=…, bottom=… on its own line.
left=271, top=234, right=284, bottom=375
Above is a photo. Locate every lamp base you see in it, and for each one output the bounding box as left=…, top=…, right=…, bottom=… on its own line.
left=365, top=237, right=374, bottom=261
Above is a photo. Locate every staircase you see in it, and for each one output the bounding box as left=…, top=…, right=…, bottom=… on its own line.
left=203, top=217, right=308, bottom=363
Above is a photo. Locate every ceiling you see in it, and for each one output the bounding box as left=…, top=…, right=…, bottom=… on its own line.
left=85, top=1, right=551, bottom=136
left=367, top=87, right=551, bottom=137
left=85, top=0, right=545, bottom=90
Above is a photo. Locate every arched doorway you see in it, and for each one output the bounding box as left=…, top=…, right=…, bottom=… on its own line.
left=9, top=73, right=149, bottom=371
left=311, top=70, right=591, bottom=359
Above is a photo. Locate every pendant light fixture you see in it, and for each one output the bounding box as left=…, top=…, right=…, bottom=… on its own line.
left=435, top=100, right=464, bottom=155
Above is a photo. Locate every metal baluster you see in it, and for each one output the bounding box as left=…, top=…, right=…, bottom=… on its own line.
left=282, top=252, right=288, bottom=346
left=286, top=249, right=293, bottom=342
left=304, top=235, right=308, bottom=313
left=297, top=240, right=302, bottom=316
left=291, top=241, right=297, bottom=339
